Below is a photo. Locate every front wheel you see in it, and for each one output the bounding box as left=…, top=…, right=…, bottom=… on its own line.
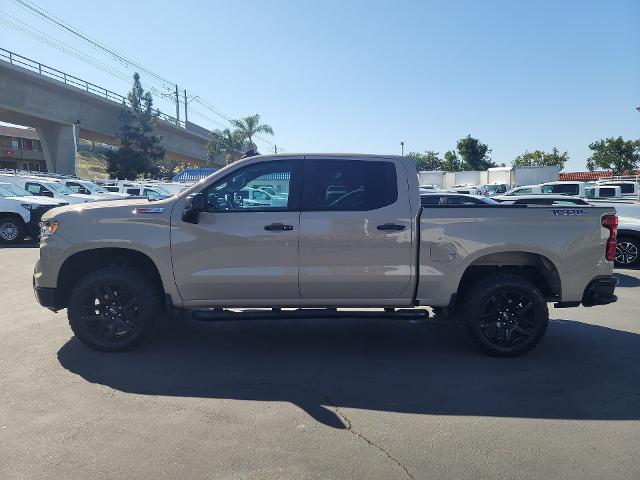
left=615, top=236, right=640, bottom=268
left=0, top=216, right=26, bottom=244
left=457, top=273, right=549, bottom=356
left=67, top=266, right=164, bottom=351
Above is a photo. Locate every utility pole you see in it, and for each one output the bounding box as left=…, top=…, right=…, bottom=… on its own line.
left=401, top=142, right=404, bottom=156
left=174, top=84, right=180, bottom=126
left=184, top=89, right=188, bottom=125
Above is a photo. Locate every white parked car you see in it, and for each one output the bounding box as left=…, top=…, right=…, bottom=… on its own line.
left=0, top=183, right=66, bottom=243
left=0, top=175, right=92, bottom=204
left=448, top=184, right=483, bottom=196
left=0, top=182, right=68, bottom=207
left=62, top=179, right=129, bottom=200
left=237, top=187, right=288, bottom=207
left=480, top=183, right=509, bottom=196
left=506, top=182, right=587, bottom=197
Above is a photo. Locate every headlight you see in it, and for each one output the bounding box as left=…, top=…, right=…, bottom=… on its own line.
left=21, top=203, right=44, bottom=210
left=39, top=220, right=59, bottom=239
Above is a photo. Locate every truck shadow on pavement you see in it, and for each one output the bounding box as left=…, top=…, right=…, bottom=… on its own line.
left=614, top=272, right=640, bottom=287
left=57, top=317, right=640, bottom=429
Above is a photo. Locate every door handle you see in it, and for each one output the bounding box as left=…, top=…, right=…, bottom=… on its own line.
left=377, top=223, right=406, bottom=231
left=264, top=223, right=294, bottom=231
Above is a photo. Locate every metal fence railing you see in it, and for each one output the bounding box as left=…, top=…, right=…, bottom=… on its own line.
left=0, top=47, right=185, bottom=128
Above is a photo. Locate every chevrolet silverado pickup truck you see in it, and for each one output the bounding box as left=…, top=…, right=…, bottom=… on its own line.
left=34, top=154, right=619, bottom=356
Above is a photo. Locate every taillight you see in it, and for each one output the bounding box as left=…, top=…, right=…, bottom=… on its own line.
left=601, top=214, right=618, bottom=261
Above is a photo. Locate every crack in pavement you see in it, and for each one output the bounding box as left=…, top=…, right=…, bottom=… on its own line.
left=213, top=380, right=415, bottom=480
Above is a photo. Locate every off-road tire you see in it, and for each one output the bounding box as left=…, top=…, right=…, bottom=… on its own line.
left=457, top=273, right=549, bottom=357
left=67, top=266, right=164, bottom=351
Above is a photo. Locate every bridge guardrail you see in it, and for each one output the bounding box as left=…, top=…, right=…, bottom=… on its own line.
left=0, top=47, right=186, bottom=129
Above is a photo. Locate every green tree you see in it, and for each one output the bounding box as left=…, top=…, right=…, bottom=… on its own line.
left=408, top=150, right=443, bottom=171
left=586, top=137, right=640, bottom=175
left=442, top=150, right=462, bottom=171
left=231, top=114, right=274, bottom=152
left=513, top=147, right=569, bottom=169
left=456, top=135, right=495, bottom=170
left=106, top=73, right=165, bottom=179
left=206, top=128, right=246, bottom=165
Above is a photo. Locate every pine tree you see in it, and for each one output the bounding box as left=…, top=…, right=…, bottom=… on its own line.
left=106, top=73, right=165, bottom=179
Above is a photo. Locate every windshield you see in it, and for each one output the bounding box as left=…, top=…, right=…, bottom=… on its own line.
left=47, top=182, right=74, bottom=194
left=0, top=183, right=29, bottom=196
left=0, top=185, right=15, bottom=197
left=84, top=182, right=107, bottom=193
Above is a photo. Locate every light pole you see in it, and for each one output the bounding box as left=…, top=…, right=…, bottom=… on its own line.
left=400, top=142, right=404, bottom=156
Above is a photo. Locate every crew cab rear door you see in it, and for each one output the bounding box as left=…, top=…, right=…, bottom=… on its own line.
left=298, top=157, right=414, bottom=302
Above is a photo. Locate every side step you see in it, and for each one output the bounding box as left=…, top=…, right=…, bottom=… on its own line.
left=190, top=308, right=429, bottom=322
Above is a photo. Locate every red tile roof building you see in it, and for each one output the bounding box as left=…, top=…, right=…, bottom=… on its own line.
left=559, top=171, right=640, bottom=181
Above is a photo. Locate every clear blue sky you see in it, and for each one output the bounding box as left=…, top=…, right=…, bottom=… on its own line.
left=1, top=0, right=639, bottom=171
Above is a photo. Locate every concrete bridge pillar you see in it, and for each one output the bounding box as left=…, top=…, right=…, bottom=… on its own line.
left=35, top=122, right=78, bottom=175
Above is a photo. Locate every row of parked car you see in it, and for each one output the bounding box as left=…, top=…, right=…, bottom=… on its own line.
left=0, top=172, right=191, bottom=244
left=419, top=180, right=640, bottom=268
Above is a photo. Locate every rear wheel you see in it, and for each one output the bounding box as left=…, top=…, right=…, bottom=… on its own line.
left=457, top=273, right=549, bottom=356
left=615, top=236, right=639, bottom=268
left=67, top=266, right=164, bottom=351
left=0, top=216, right=26, bottom=244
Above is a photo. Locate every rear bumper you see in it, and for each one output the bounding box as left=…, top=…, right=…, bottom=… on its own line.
left=582, top=276, right=618, bottom=307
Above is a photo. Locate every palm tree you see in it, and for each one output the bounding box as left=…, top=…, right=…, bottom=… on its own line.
left=205, top=128, right=246, bottom=165
left=231, top=114, right=274, bottom=152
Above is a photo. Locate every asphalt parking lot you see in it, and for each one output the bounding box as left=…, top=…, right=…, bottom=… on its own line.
left=1, top=244, right=639, bottom=480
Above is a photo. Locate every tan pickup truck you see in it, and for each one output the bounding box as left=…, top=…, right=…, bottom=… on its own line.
left=34, top=154, right=619, bottom=356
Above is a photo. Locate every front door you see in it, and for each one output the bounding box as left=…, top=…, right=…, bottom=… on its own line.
left=171, top=159, right=302, bottom=303
left=298, top=158, right=414, bottom=302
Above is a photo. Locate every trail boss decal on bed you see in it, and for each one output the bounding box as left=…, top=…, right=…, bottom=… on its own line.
left=132, top=207, right=165, bottom=214
left=550, top=208, right=585, bottom=216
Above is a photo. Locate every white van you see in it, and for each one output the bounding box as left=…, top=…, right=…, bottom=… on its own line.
left=585, top=185, right=622, bottom=199
left=0, top=174, right=92, bottom=204
left=595, top=180, right=639, bottom=197
left=539, top=181, right=586, bottom=197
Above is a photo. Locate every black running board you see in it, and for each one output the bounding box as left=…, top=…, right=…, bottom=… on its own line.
left=190, top=308, right=429, bottom=322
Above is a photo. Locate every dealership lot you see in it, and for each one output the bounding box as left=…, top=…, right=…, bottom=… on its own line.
left=1, top=245, right=639, bottom=479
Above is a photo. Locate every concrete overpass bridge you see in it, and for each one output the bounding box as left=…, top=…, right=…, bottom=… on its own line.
left=0, top=48, right=221, bottom=174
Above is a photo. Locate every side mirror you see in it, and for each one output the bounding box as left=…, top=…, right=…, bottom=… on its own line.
left=43, top=190, right=54, bottom=197
left=182, top=192, right=206, bottom=224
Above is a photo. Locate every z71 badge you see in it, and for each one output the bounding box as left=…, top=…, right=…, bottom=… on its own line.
left=550, top=208, right=585, bottom=216
left=132, top=207, right=165, bottom=214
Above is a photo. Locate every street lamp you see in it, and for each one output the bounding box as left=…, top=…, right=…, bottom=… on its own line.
left=400, top=142, right=404, bottom=156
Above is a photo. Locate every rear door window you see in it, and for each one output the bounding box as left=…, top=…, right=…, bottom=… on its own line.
left=445, top=196, right=484, bottom=205
left=303, top=160, right=398, bottom=211
left=25, top=182, right=45, bottom=195
left=420, top=195, right=443, bottom=206
left=599, top=187, right=617, bottom=197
